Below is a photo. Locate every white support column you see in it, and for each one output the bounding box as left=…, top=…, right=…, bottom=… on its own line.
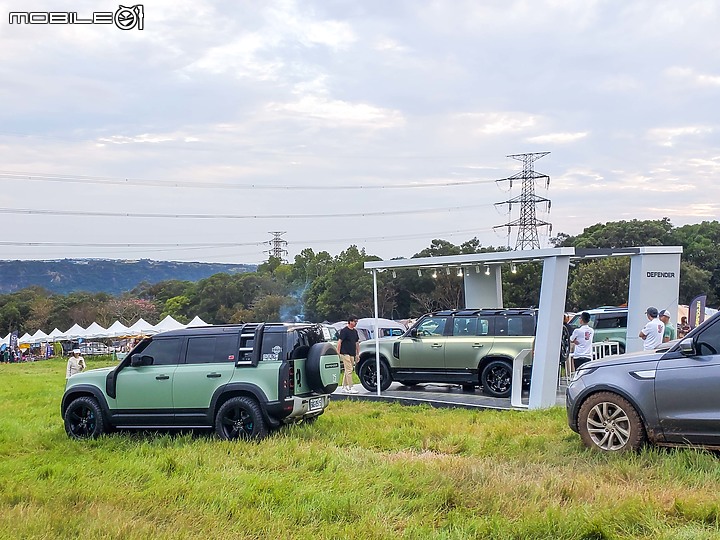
left=463, top=266, right=503, bottom=308
left=626, top=247, right=682, bottom=354
left=529, top=255, right=570, bottom=409
left=372, top=269, right=381, bottom=396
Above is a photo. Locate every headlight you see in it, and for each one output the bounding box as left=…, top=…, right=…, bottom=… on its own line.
left=570, top=366, right=597, bottom=383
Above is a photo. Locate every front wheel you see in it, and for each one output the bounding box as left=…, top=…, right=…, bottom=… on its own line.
left=357, top=359, right=391, bottom=392
left=64, top=396, right=106, bottom=439
left=481, top=360, right=512, bottom=398
left=577, top=392, right=646, bottom=452
left=215, top=396, right=268, bottom=441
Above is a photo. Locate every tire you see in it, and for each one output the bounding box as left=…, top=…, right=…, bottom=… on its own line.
left=64, top=396, right=106, bottom=439
left=560, top=325, right=571, bottom=364
left=215, top=396, right=268, bottom=441
left=577, top=392, right=646, bottom=452
left=480, top=360, right=512, bottom=398
left=357, top=358, right=391, bottom=392
left=305, top=342, right=339, bottom=394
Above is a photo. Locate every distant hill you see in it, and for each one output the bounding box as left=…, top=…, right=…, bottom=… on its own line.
left=0, top=259, right=256, bottom=295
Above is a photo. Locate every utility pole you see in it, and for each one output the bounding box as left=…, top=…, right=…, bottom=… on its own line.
left=265, top=231, right=288, bottom=263
left=494, top=152, right=552, bottom=250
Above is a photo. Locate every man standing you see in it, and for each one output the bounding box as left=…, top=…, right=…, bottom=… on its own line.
left=337, top=316, right=360, bottom=394
left=570, top=312, right=594, bottom=369
left=639, top=307, right=664, bottom=351
left=659, top=310, right=676, bottom=343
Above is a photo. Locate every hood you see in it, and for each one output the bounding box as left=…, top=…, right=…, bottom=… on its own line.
left=584, top=350, right=663, bottom=369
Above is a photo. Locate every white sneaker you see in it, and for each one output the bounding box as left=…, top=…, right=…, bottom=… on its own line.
left=348, top=387, right=359, bottom=394
left=341, top=387, right=351, bottom=393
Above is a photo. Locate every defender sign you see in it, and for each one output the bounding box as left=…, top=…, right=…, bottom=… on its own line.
left=9, top=5, right=144, bottom=30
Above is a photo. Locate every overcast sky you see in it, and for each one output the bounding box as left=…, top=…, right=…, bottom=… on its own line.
left=1, top=0, right=718, bottom=264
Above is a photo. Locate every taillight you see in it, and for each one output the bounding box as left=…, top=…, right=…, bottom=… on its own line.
left=288, top=360, right=295, bottom=395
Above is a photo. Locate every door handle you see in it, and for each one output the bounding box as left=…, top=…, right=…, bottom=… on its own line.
left=206, top=373, right=222, bottom=378
left=431, top=343, right=443, bottom=348
left=155, top=375, right=170, bottom=380
left=472, top=344, right=484, bottom=348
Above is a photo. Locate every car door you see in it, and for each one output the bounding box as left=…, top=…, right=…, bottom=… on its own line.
left=654, top=319, right=720, bottom=445
left=114, top=336, right=181, bottom=416
left=397, top=316, right=448, bottom=371
left=444, top=316, right=493, bottom=371
left=173, top=333, right=239, bottom=414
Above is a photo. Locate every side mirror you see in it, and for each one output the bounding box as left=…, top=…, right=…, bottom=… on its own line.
left=679, top=337, right=695, bottom=356
left=130, top=354, right=153, bottom=366
left=410, top=328, right=418, bottom=338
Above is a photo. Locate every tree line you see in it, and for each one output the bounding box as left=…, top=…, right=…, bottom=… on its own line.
left=1, top=218, right=716, bottom=335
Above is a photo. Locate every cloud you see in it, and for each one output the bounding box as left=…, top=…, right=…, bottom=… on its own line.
left=646, top=125, right=714, bottom=147
left=665, top=66, right=720, bottom=87
left=267, top=95, right=404, bottom=128
left=526, top=132, right=588, bottom=144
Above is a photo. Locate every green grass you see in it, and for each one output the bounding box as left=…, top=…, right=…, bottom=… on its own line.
left=2, top=360, right=720, bottom=539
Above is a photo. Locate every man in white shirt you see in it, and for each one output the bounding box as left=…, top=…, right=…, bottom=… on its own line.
left=570, top=312, right=594, bottom=369
left=639, top=306, right=664, bottom=351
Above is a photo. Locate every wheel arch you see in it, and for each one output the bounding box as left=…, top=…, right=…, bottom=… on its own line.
left=570, top=385, right=657, bottom=442
left=61, top=384, right=111, bottom=424
left=478, top=354, right=513, bottom=373
left=210, top=383, right=279, bottom=428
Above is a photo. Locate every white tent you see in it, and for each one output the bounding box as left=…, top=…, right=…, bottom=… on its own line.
left=83, top=322, right=108, bottom=338
left=153, top=315, right=185, bottom=333
left=29, top=329, right=49, bottom=344
left=48, top=328, right=65, bottom=341
left=127, top=318, right=157, bottom=336
left=64, top=323, right=87, bottom=339
left=105, top=320, right=131, bottom=337
left=1, top=333, right=9, bottom=345
left=18, top=332, right=33, bottom=345
left=186, top=315, right=209, bottom=327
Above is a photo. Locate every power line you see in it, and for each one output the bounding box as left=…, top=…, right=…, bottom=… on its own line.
left=0, top=203, right=494, bottom=220
left=0, top=170, right=505, bottom=191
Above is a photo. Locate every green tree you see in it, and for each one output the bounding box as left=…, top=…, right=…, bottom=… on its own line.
left=567, top=258, right=630, bottom=310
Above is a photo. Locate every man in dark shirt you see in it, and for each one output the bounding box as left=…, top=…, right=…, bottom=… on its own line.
left=337, top=316, right=360, bottom=394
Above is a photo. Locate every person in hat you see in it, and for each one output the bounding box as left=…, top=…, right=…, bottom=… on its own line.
left=639, top=306, right=664, bottom=350
left=658, top=309, right=676, bottom=343
left=66, top=348, right=86, bottom=379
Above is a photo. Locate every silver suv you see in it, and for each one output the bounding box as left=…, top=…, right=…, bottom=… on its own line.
left=566, top=311, right=720, bottom=452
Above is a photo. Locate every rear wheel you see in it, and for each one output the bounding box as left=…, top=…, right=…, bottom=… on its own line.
left=64, top=396, right=106, bottom=439
left=215, top=396, right=268, bottom=441
left=358, top=359, right=391, bottom=392
left=578, top=392, right=645, bottom=452
left=481, top=360, right=512, bottom=398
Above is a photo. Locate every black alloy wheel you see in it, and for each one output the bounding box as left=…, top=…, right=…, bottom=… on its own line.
left=215, top=396, right=268, bottom=441
left=481, top=360, right=513, bottom=398
left=64, top=396, right=106, bottom=439
left=358, top=359, right=391, bottom=392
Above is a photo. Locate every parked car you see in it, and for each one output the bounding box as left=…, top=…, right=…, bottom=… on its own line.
left=566, top=311, right=720, bottom=452
left=61, top=323, right=341, bottom=440
left=78, top=342, right=111, bottom=356
left=567, top=307, right=628, bottom=353
left=356, top=309, right=539, bottom=398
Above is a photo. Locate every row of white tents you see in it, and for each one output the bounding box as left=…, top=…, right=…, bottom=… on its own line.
left=4, top=315, right=209, bottom=346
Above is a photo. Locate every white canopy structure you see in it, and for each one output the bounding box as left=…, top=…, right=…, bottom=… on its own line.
left=18, top=332, right=33, bottom=345
left=64, top=323, right=87, bottom=339
left=153, top=315, right=185, bottom=333
left=83, top=322, right=108, bottom=339
left=186, top=315, right=209, bottom=327
left=48, top=328, right=65, bottom=341
left=127, top=318, right=157, bottom=336
left=29, top=329, right=49, bottom=344
left=105, top=320, right=130, bottom=337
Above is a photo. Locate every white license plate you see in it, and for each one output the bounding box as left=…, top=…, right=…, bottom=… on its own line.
left=309, top=397, right=323, bottom=411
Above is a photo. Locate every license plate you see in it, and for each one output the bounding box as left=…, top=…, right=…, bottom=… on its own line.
left=309, top=397, right=323, bottom=411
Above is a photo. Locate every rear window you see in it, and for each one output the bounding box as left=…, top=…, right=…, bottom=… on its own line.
left=185, top=335, right=239, bottom=364
left=494, top=316, right=535, bottom=337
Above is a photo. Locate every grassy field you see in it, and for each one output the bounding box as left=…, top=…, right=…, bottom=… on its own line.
left=2, top=360, right=720, bottom=539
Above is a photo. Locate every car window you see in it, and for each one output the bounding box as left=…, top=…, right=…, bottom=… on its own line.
left=595, top=315, right=627, bottom=329
left=695, top=320, right=720, bottom=356
left=495, top=316, right=535, bottom=337
left=140, top=338, right=180, bottom=366
left=185, top=335, right=238, bottom=364
left=477, top=318, right=492, bottom=336
left=452, top=317, right=478, bottom=336
left=416, top=317, right=447, bottom=337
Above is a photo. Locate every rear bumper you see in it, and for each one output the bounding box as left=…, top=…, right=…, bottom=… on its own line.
left=284, top=394, right=330, bottom=421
